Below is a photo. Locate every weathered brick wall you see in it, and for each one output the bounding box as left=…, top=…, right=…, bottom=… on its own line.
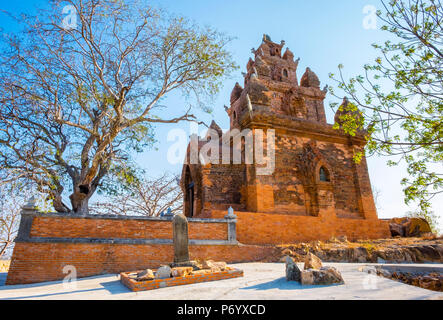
left=181, top=36, right=381, bottom=228
left=30, top=217, right=173, bottom=239
left=243, top=131, right=369, bottom=219
left=30, top=216, right=228, bottom=241
left=201, top=164, right=246, bottom=208
left=6, top=242, right=273, bottom=285
left=211, top=210, right=390, bottom=244
left=6, top=212, right=274, bottom=285
left=183, top=119, right=377, bottom=221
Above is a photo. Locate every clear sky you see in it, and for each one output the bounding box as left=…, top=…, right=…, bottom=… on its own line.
left=1, top=0, right=441, bottom=233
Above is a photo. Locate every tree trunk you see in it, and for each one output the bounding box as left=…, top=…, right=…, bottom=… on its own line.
left=0, top=242, right=9, bottom=259
left=69, top=189, right=91, bottom=216
left=52, top=194, right=70, bottom=213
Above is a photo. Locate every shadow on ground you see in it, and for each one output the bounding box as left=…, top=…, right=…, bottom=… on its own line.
left=0, top=273, right=6, bottom=287
left=0, top=274, right=131, bottom=299
left=240, top=277, right=343, bottom=291
left=100, top=280, right=132, bottom=295
left=1, top=287, right=106, bottom=299
left=0, top=273, right=111, bottom=290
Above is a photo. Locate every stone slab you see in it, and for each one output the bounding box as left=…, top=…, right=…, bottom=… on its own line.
left=120, top=268, right=244, bottom=292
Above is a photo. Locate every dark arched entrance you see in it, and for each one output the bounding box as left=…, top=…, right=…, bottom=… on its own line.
left=184, top=166, right=195, bottom=217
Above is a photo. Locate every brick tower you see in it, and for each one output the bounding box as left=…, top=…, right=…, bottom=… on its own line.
left=180, top=35, right=390, bottom=242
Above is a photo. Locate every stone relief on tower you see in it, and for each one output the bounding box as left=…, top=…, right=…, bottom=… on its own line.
left=226, top=34, right=329, bottom=129
left=181, top=35, right=381, bottom=227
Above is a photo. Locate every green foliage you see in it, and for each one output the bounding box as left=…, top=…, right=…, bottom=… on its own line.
left=97, top=163, right=145, bottom=197
left=329, top=0, right=443, bottom=216
left=161, top=18, right=238, bottom=110
left=334, top=101, right=365, bottom=137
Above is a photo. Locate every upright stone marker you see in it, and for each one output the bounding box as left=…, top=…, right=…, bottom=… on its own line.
left=225, top=207, right=238, bottom=244
left=172, top=214, right=190, bottom=265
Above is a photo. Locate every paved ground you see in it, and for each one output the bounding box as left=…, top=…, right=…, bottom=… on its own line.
left=0, top=273, right=6, bottom=287
left=0, top=263, right=442, bottom=300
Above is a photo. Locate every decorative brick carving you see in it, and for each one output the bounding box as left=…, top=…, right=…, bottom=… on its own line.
left=180, top=36, right=390, bottom=241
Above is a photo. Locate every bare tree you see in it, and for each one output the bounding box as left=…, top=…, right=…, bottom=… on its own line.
left=0, top=0, right=237, bottom=215
left=0, top=183, right=27, bottom=259
left=90, top=173, right=182, bottom=216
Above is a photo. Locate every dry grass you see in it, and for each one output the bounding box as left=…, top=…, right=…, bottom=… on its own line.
left=0, top=260, right=10, bottom=272
left=274, top=236, right=443, bottom=260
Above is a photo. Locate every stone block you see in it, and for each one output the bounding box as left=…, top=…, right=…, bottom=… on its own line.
left=155, top=265, right=172, bottom=279
left=285, top=256, right=301, bottom=282
left=304, top=253, right=322, bottom=270
left=301, top=266, right=344, bottom=285
left=136, top=269, right=155, bottom=281
left=171, top=267, right=193, bottom=278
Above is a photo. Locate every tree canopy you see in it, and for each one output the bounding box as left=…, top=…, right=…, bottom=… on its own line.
left=0, top=0, right=237, bottom=214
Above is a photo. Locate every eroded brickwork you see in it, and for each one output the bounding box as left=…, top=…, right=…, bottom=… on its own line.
left=6, top=36, right=392, bottom=286
left=211, top=210, right=390, bottom=244
left=30, top=216, right=228, bottom=241
left=6, top=242, right=272, bottom=285
left=6, top=213, right=273, bottom=285
left=180, top=35, right=389, bottom=240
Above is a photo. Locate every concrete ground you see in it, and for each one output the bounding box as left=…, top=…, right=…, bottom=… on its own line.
left=0, top=273, right=6, bottom=287
left=0, top=262, right=442, bottom=300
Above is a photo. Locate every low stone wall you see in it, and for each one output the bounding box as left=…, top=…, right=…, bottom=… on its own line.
left=211, top=210, right=391, bottom=244
left=7, top=242, right=272, bottom=285
left=27, top=213, right=229, bottom=241
left=7, top=206, right=391, bottom=285
left=6, top=209, right=274, bottom=285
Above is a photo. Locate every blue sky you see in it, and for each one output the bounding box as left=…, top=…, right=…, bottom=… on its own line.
left=1, top=0, right=441, bottom=232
